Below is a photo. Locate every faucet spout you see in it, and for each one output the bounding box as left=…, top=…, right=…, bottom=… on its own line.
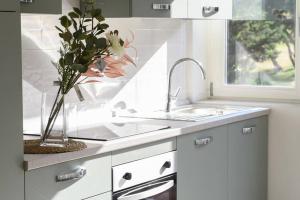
left=166, top=58, right=206, bottom=112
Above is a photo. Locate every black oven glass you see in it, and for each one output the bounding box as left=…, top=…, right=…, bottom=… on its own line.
left=113, top=174, right=176, bottom=200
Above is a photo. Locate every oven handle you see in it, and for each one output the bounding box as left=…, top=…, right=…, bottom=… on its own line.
left=117, top=180, right=174, bottom=200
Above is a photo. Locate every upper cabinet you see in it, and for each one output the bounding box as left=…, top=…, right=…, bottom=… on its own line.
left=0, top=0, right=18, bottom=11
left=188, top=0, right=232, bottom=19
left=80, top=0, right=188, bottom=18
left=20, top=0, right=62, bottom=14
left=132, top=0, right=188, bottom=18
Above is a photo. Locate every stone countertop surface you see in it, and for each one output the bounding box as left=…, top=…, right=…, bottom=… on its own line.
left=24, top=100, right=270, bottom=171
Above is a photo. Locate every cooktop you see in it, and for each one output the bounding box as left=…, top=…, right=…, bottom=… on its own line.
left=68, top=123, right=170, bottom=141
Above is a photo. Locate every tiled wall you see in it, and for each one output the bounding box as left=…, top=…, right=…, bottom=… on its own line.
left=22, top=0, right=202, bottom=132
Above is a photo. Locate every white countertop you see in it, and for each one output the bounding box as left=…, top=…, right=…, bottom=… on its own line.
left=24, top=101, right=270, bottom=171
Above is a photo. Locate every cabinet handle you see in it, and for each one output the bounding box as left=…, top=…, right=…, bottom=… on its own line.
left=195, top=136, right=213, bottom=146
left=242, top=126, right=256, bottom=135
left=56, top=167, right=87, bottom=182
left=152, top=4, right=171, bottom=11
left=202, top=6, right=219, bottom=17
left=20, top=0, right=33, bottom=3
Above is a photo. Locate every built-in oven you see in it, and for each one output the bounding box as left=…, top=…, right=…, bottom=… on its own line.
left=112, top=151, right=177, bottom=200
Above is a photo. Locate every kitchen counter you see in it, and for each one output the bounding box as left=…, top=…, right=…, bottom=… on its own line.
left=24, top=101, right=270, bottom=171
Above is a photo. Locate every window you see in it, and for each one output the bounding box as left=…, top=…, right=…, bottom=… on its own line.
left=227, top=0, right=296, bottom=87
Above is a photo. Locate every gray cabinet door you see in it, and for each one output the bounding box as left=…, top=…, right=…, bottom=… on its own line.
left=0, top=0, right=18, bottom=11
left=177, top=126, right=228, bottom=200
left=21, top=0, right=62, bottom=14
left=82, top=0, right=187, bottom=18
left=228, top=116, right=268, bottom=200
left=81, top=0, right=131, bottom=18
left=0, top=12, right=24, bottom=200
left=131, top=0, right=186, bottom=18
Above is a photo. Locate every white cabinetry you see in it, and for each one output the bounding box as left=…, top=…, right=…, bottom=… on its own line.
left=188, top=0, right=232, bottom=19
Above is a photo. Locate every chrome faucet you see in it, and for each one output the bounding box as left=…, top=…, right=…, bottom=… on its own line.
left=166, top=58, right=206, bottom=112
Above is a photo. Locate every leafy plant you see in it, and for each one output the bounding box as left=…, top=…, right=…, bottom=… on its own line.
left=42, top=0, right=134, bottom=143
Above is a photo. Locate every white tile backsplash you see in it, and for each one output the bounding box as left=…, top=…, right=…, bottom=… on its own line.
left=21, top=0, right=200, bottom=132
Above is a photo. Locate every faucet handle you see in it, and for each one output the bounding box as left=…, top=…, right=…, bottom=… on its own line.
left=171, top=87, right=182, bottom=99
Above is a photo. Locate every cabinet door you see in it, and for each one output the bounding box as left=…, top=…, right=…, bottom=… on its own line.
left=21, top=0, right=62, bottom=14
left=188, top=0, right=232, bottom=19
left=132, top=0, right=187, bottom=18
left=177, top=126, right=228, bottom=200
left=0, top=0, right=18, bottom=11
left=84, top=192, right=112, bottom=200
left=0, top=12, right=24, bottom=200
left=228, top=116, right=268, bottom=200
left=81, top=0, right=131, bottom=18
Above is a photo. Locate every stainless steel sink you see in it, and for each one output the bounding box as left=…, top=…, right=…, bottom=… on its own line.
left=122, top=104, right=253, bottom=122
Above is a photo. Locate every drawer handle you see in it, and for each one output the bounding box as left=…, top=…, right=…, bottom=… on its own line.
left=20, top=0, right=33, bottom=3
left=56, top=167, right=87, bottom=182
left=152, top=3, right=171, bottom=10
left=202, top=6, right=219, bottom=17
left=195, top=136, right=213, bottom=146
left=242, top=126, right=256, bottom=135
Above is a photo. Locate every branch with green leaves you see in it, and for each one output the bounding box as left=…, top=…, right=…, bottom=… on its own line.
left=42, top=0, right=132, bottom=143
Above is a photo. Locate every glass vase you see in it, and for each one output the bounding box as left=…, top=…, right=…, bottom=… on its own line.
left=40, top=88, right=69, bottom=147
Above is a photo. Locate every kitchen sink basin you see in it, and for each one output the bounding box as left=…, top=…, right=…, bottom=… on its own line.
left=122, top=104, right=254, bottom=122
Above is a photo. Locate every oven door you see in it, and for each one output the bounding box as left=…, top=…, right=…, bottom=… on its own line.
left=113, top=174, right=176, bottom=200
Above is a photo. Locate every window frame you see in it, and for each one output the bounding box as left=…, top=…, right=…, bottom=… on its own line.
left=208, top=0, right=300, bottom=100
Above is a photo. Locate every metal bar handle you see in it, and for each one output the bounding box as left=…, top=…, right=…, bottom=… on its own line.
left=20, top=0, right=33, bottom=3
left=118, top=180, right=174, bottom=200
left=202, top=6, right=219, bottom=17
left=242, top=126, right=256, bottom=135
left=152, top=3, right=171, bottom=10
left=195, top=136, right=213, bottom=146
left=56, top=167, right=87, bottom=182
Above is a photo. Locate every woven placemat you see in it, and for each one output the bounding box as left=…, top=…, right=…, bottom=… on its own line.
left=24, top=139, right=87, bottom=154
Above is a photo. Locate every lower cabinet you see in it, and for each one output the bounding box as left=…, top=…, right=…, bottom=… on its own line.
left=25, top=154, right=111, bottom=200
left=177, top=126, right=228, bottom=200
left=24, top=116, right=267, bottom=200
left=228, top=116, right=268, bottom=200
left=84, top=192, right=112, bottom=200
left=177, top=116, right=268, bottom=200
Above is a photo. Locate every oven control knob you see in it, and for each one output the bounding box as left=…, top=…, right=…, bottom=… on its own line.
left=123, top=172, right=132, bottom=180
left=163, top=161, right=171, bottom=169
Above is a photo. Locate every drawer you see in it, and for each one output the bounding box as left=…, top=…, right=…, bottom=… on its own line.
left=112, top=138, right=176, bottom=166
left=25, top=154, right=111, bottom=200
left=113, top=151, right=177, bottom=192
left=84, top=192, right=112, bottom=200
